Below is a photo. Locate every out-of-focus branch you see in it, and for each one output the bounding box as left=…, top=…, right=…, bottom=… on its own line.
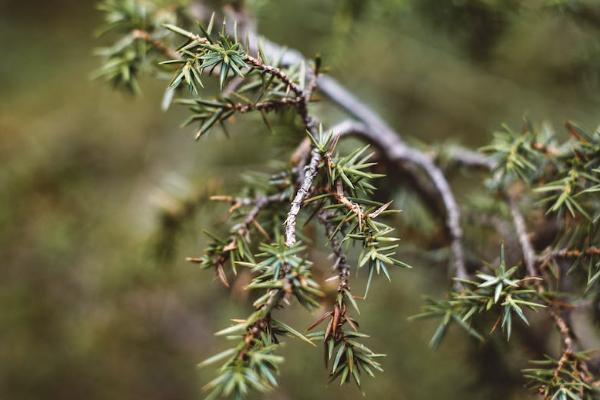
left=503, top=192, right=593, bottom=390
left=507, top=195, right=538, bottom=277
left=227, top=98, right=301, bottom=113
left=132, top=29, right=181, bottom=60
left=544, top=246, right=600, bottom=260
left=433, top=145, right=496, bottom=170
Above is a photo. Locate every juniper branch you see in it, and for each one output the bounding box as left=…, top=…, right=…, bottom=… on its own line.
left=205, top=9, right=469, bottom=283
left=95, top=3, right=600, bottom=398
left=505, top=192, right=593, bottom=397
left=326, top=120, right=467, bottom=284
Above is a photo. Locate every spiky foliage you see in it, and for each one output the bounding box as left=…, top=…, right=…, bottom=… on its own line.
left=198, top=241, right=323, bottom=400
left=95, top=2, right=599, bottom=399
left=96, top=2, right=412, bottom=398
left=523, top=353, right=597, bottom=400
left=483, top=121, right=600, bottom=220
left=93, top=0, right=187, bottom=94
left=414, top=120, right=600, bottom=398
left=412, top=245, right=545, bottom=348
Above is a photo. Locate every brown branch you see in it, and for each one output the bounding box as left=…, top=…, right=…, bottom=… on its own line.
left=163, top=26, right=308, bottom=107
left=144, top=23, right=309, bottom=118
left=333, top=180, right=364, bottom=230
left=245, top=53, right=320, bottom=136
left=244, top=55, right=304, bottom=98
left=545, top=246, right=600, bottom=260
left=187, top=191, right=287, bottom=286
left=311, top=212, right=357, bottom=344
left=226, top=97, right=301, bottom=113
left=132, top=29, right=181, bottom=60
left=546, top=308, right=593, bottom=395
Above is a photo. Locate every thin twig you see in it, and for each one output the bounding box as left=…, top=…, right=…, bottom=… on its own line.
left=433, top=145, right=496, bottom=170
left=313, top=211, right=357, bottom=341
left=245, top=55, right=304, bottom=97
left=508, top=195, right=538, bottom=277
left=285, top=148, right=321, bottom=246
left=319, top=211, right=351, bottom=292
left=132, top=29, right=181, bottom=60
left=333, top=180, right=364, bottom=230
left=226, top=97, right=301, bottom=113
left=545, top=246, right=600, bottom=259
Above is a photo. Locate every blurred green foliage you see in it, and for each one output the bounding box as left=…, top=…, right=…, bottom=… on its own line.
left=1, top=0, right=600, bottom=399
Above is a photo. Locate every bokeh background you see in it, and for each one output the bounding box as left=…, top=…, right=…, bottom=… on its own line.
left=1, top=0, right=599, bottom=399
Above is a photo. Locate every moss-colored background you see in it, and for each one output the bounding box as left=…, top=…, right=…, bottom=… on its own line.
left=1, top=1, right=598, bottom=398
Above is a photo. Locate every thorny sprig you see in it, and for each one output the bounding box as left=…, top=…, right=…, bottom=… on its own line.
left=306, top=128, right=411, bottom=297
left=463, top=120, right=599, bottom=398
left=93, top=0, right=185, bottom=94
left=483, top=121, right=600, bottom=219
left=534, top=123, right=599, bottom=220
left=538, top=221, right=600, bottom=291
left=523, top=353, right=598, bottom=400
left=411, top=245, right=545, bottom=348
left=162, top=20, right=311, bottom=138
left=96, top=4, right=410, bottom=398
left=304, top=212, right=386, bottom=388
left=198, top=241, right=323, bottom=400
left=187, top=185, right=291, bottom=287
left=481, top=123, right=545, bottom=184
left=293, top=128, right=413, bottom=387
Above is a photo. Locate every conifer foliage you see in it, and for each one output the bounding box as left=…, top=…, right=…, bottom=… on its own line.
left=95, top=1, right=599, bottom=399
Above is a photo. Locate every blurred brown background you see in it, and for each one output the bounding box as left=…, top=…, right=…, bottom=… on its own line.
left=1, top=0, right=599, bottom=399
